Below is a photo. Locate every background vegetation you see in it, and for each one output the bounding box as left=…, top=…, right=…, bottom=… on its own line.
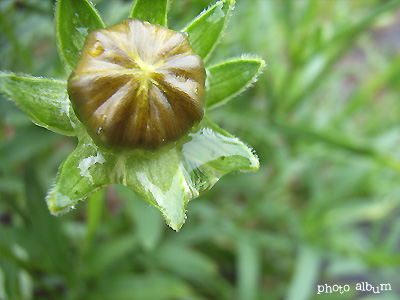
left=1, top=0, right=400, bottom=299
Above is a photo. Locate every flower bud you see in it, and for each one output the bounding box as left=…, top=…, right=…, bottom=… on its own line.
left=68, top=18, right=206, bottom=149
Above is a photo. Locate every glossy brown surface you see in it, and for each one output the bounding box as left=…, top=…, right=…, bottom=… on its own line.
left=67, top=18, right=206, bottom=149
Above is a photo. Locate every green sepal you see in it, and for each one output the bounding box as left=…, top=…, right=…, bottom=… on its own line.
left=205, top=56, right=265, bottom=109
left=46, top=135, right=116, bottom=215
left=0, top=72, right=78, bottom=136
left=123, top=117, right=259, bottom=231
left=182, top=117, right=259, bottom=174
left=131, top=0, right=169, bottom=27
left=45, top=116, right=258, bottom=231
left=56, top=0, right=105, bottom=73
left=123, top=148, right=188, bottom=231
left=182, top=0, right=235, bottom=62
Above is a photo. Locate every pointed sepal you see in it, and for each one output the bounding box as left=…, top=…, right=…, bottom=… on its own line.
left=131, top=0, right=169, bottom=27
left=121, top=117, right=258, bottom=231
left=0, top=72, right=78, bottom=136
left=46, top=136, right=115, bottom=215
left=182, top=0, right=235, bottom=61
left=205, top=56, right=265, bottom=109
left=56, top=0, right=105, bottom=72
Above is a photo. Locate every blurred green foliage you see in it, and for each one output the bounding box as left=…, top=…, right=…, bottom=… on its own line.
left=1, top=0, right=400, bottom=299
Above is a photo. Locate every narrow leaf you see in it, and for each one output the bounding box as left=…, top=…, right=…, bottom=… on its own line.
left=280, top=0, right=400, bottom=111
left=85, top=189, right=105, bottom=248
left=0, top=72, right=78, bottom=136
left=333, top=53, right=400, bottom=125
left=83, top=234, right=138, bottom=278
left=131, top=0, right=168, bottom=27
left=155, top=242, right=218, bottom=281
left=0, top=260, right=24, bottom=300
left=205, top=57, right=265, bottom=109
left=237, top=235, right=261, bottom=300
left=182, top=0, right=234, bottom=61
left=130, top=194, right=164, bottom=252
left=117, top=185, right=164, bottom=252
left=24, top=165, right=74, bottom=281
left=56, top=0, right=105, bottom=72
left=88, top=274, right=192, bottom=300
left=0, top=127, right=61, bottom=169
left=285, top=246, right=321, bottom=300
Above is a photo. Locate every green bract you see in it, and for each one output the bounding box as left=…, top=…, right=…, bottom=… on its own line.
left=0, top=0, right=264, bottom=230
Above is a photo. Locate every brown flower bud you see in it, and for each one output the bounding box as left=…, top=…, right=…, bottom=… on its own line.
left=67, top=18, right=205, bottom=150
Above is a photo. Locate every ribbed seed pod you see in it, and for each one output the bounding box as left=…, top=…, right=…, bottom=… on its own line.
left=67, top=18, right=206, bottom=150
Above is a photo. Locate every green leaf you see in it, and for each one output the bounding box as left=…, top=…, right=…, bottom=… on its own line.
left=0, top=260, right=26, bottom=300
left=83, top=234, right=138, bottom=278
left=279, top=0, right=400, bottom=112
left=153, top=240, right=230, bottom=297
left=285, top=246, right=321, bottom=300
left=333, top=53, right=400, bottom=125
left=23, top=165, right=74, bottom=281
left=131, top=0, right=168, bottom=27
left=56, top=0, right=105, bottom=72
left=0, top=127, right=61, bottom=169
left=116, top=185, right=164, bottom=252
left=182, top=0, right=235, bottom=61
left=85, top=189, right=105, bottom=248
left=155, top=241, right=218, bottom=282
left=0, top=72, right=78, bottom=136
left=88, top=273, right=193, bottom=300
left=274, top=119, right=400, bottom=173
left=205, top=56, right=265, bottom=109
left=237, top=235, right=261, bottom=300
left=130, top=193, right=164, bottom=252
left=46, top=136, right=115, bottom=215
